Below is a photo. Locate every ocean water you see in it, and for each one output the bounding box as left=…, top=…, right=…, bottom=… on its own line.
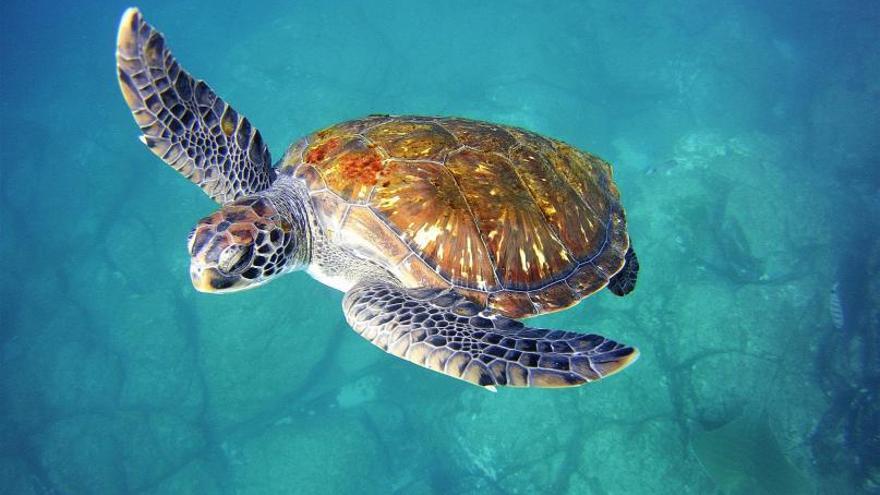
left=1, top=0, right=878, bottom=493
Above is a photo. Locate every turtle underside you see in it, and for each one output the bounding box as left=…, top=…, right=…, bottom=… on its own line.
left=280, top=115, right=630, bottom=318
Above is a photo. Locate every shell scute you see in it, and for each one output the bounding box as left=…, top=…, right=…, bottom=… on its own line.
left=529, top=280, right=579, bottom=313
left=506, top=126, right=556, bottom=151
left=547, top=145, right=613, bottom=224
left=565, top=262, right=609, bottom=295
left=339, top=206, right=410, bottom=266
left=305, top=136, right=344, bottom=164
left=306, top=135, right=387, bottom=203
left=292, top=164, right=325, bottom=191
left=488, top=291, right=536, bottom=317
left=509, top=145, right=599, bottom=259
left=364, top=120, right=455, bottom=161
left=371, top=159, right=497, bottom=290
left=280, top=136, right=310, bottom=170
left=440, top=118, right=518, bottom=153
left=397, top=254, right=449, bottom=289
left=444, top=147, right=574, bottom=291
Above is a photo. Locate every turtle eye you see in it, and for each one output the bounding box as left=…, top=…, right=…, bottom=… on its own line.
left=217, top=244, right=254, bottom=275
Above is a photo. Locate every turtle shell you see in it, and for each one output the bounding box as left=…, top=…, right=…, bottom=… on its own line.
left=280, top=115, right=630, bottom=318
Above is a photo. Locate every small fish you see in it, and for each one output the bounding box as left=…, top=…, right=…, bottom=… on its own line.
left=829, top=283, right=845, bottom=330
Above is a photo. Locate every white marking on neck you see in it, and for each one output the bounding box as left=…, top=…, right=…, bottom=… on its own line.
left=306, top=264, right=354, bottom=292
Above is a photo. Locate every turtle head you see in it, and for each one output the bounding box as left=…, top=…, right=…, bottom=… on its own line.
left=187, top=196, right=307, bottom=293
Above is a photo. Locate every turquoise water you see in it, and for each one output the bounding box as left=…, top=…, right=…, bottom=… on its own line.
left=2, top=1, right=879, bottom=493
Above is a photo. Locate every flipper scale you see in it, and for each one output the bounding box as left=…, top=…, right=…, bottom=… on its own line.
left=116, top=8, right=274, bottom=204
left=343, top=282, right=638, bottom=389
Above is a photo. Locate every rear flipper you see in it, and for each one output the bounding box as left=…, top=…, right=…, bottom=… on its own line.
left=608, top=246, right=639, bottom=296
left=343, top=282, right=639, bottom=390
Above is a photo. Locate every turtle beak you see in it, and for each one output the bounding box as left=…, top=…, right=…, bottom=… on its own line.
left=190, top=265, right=237, bottom=292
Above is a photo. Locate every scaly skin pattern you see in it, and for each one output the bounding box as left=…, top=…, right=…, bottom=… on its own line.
left=186, top=179, right=312, bottom=292
left=343, top=282, right=638, bottom=389
left=116, top=8, right=275, bottom=204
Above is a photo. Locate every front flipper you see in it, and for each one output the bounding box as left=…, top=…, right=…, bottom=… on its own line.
left=116, top=8, right=275, bottom=204
left=343, top=282, right=639, bottom=390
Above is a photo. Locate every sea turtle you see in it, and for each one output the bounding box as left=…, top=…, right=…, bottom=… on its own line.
left=115, top=8, right=641, bottom=390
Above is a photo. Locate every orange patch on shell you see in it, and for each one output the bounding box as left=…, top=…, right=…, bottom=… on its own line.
left=339, top=148, right=385, bottom=186
left=305, top=138, right=341, bottom=163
